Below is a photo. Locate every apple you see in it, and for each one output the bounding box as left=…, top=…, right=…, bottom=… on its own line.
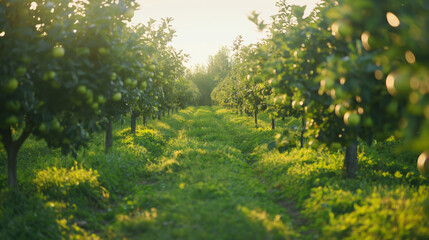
left=149, top=64, right=156, bottom=71
left=77, top=85, right=87, bottom=94
left=97, top=95, right=106, bottom=104
left=141, top=81, right=148, bottom=89
left=330, top=142, right=342, bottom=151
left=363, top=117, right=373, bottom=127
left=344, top=111, right=360, bottom=126
left=98, top=47, right=108, bottom=55
left=386, top=71, right=411, bottom=97
left=91, top=102, right=99, bottom=110
left=16, top=67, right=27, bottom=77
left=124, top=9, right=134, bottom=19
left=76, top=47, right=90, bottom=56
left=62, top=138, right=71, bottom=145
left=111, top=72, right=117, bottom=81
left=112, top=92, right=122, bottom=101
left=51, top=81, right=60, bottom=89
left=124, top=78, right=132, bottom=86
left=48, top=71, right=56, bottom=80
left=6, top=101, right=20, bottom=112
left=386, top=101, right=398, bottom=115
left=3, top=78, right=18, bottom=93
left=5, top=115, right=18, bottom=125
left=52, top=46, right=65, bottom=58
left=308, top=140, right=319, bottom=149
left=131, top=80, right=137, bottom=87
left=335, top=104, right=347, bottom=117
left=417, top=151, right=429, bottom=176
left=322, top=77, right=335, bottom=89
left=38, top=123, right=47, bottom=133
left=51, top=118, right=61, bottom=132
left=333, top=88, right=346, bottom=99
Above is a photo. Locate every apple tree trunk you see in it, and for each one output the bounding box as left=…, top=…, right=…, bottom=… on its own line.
left=143, top=115, right=147, bottom=126
left=130, top=111, right=137, bottom=134
left=271, top=117, right=276, bottom=130
left=344, top=141, right=358, bottom=178
left=105, top=119, right=113, bottom=152
left=254, top=110, right=258, bottom=127
left=2, top=128, right=31, bottom=191
left=300, top=115, right=306, bottom=148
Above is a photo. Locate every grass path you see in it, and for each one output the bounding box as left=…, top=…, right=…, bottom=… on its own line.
left=108, top=107, right=299, bottom=239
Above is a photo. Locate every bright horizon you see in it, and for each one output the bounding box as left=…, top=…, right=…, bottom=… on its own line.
left=133, top=0, right=321, bottom=67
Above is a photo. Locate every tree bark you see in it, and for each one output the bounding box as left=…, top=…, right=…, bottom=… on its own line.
left=344, top=141, right=358, bottom=178
left=2, top=127, right=31, bottom=191
left=157, top=112, right=161, bottom=120
left=130, top=111, right=137, bottom=134
left=7, top=147, right=18, bottom=191
left=167, top=109, right=170, bottom=117
left=162, top=111, right=165, bottom=118
left=143, top=115, right=147, bottom=127
left=300, top=115, right=306, bottom=148
left=254, top=110, right=258, bottom=127
left=105, top=119, right=113, bottom=152
left=271, top=117, right=276, bottom=130
left=240, top=109, right=243, bottom=116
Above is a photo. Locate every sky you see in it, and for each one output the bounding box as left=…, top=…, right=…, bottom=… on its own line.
left=133, top=0, right=321, bottom=67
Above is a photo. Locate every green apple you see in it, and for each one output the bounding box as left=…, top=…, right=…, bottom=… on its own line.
left=417, top=151, right=429, bottom=176
left=112, top=92, right=122, bottom=101
left=91, top=102, right=99, bottom=110
left=77, top=85, right=87, bottom=94
left=62, top=138, right=71, bottom=145
left=16, top=67, right=27, bottom=77
left=363, top=117, right=373, bottom=127
left=98, top=47, right=108, bottom=55
left=344, top=112, right=360, bottom=126
left=131, top=80, right=137, bottom=87
left=111, top=72, right=117, bottom=81
left=386, top=71, right=411, bottom=98
left=52, top=46, right=65, bottom=58
left=5, top=115, right=18, bottom=125
left=149, top=64, right=156, bottom=71
left=51, top=81, right=60, bottom=89
left=51, top=118, right=61, bottom=132
left=6, top=101, right=20, bottom=112
left=333, top=88, right=346, bottom=99
left=38, top=123, right=47, bottom=133
left=322, top=77, right=335, bottom=89
left=335, top=104, right=347, bottom=117
left=386, top=101, right=398, bottom=115
left=124, top=78, right=132, bottom=86
left=48, top=71, right=56, bottom=80
left=124, top=9, right=134, bottom=19
left=308, top=140, right=319, bottom=149
left=330, top=142, right=342, bottom=151
left=97, top=95, right=106, bottom=104
left=141, top=81, right=148, bottom=89
left=3, top=78, right=18, bottom=93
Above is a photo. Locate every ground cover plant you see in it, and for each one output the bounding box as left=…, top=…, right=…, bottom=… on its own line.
left=1, top=106, right=428, bottom=239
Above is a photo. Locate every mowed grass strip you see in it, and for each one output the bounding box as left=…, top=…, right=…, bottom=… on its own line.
left=107, top=106, right=298, bottom=239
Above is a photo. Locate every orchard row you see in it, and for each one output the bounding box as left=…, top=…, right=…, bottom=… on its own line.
left=0, top=0, right=198, bottom=190
left=211, top=0, right=429, bottom=177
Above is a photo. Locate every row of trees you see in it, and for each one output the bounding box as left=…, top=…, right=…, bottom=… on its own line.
left=0, top=0, right=198, bottom=190
left=212, top=0, right=429, bottom=177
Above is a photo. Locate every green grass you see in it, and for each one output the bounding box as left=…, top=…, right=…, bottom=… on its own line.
left=1, top=106, right=428, bottom=239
